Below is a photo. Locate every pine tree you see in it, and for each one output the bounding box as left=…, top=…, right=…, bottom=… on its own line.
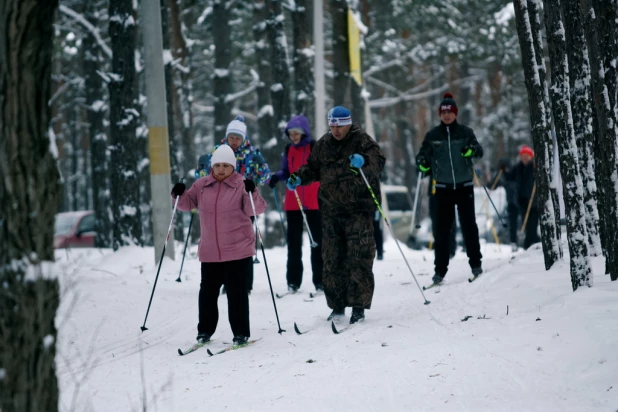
left=513, top=0, right=560, bottom=269
left=542, top=0, right=592, bottom=289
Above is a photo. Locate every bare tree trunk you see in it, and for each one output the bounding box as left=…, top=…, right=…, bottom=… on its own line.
left=290, top=0, right=314, bottom=116
left=330, top=0, right=349, bottom=106
left=84, top=2, right=111, bottom=248
left=212, top=0, right=232, bottom=135
left=580, top=0, right=618, bottom=280
left=252, top=0, right=275, bottom=141
left=561, top=0, right=601, bottom=256
left=528, top=0, right=563, bottom=252
left=543, top=0, right=592, bottom=290
left=0, top=0, right=61, bottom=410
left=268, top=0, right=291, bottom=131
left=108, top=0, right=142, bottom=249
left=513, top=0, right=561, bottom=269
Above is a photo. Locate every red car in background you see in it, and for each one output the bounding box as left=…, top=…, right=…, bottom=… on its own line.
left=54, top=211, right=96, bottom=248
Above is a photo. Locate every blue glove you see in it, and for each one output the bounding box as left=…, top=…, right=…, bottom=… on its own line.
left=349, top=154, right=365, bottom=168
left=287, top=174, right=301, bottom=191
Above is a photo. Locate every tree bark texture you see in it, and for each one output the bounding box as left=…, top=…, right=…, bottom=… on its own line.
left=84, top=2, right=111, bottom=248
left=108, top=0, right=142, bottom=249
left=543, top=0, right=592, bottom=290
left=267, top=0, right=291, bottom=131
left=329, top=0, right=349, bottom=106
left=212, top=0, right=232, bottom=136
left=513, top=0, right=560, bottom=270
left=291, top=0, right=314, bottom=117
left=528, top=0, right=563, bottom=251
left=580, top=0, right=618, bottom=280
left=0, top=0, right=61, bottom=410
left=252, top=1, right=275, bottom=142
left=561, top=0, right=601, bottom=256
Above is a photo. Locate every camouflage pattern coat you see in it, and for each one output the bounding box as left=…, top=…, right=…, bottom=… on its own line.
left=294, top=125, right=386, bottom=310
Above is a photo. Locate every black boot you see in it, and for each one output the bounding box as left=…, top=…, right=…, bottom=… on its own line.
left=233, top=335, right=248, bottom=345
left=196, top=333, right=211, bottom=344
left=326, top=307, right=345, bottom=321
left=350, top=308, right=365, bottom=324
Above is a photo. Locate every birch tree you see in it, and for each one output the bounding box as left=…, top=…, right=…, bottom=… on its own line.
left=560, top=0, right=601, bottom=256
left=0, top=0, right=62, bottom=409
left=542, top=0, right=592, bottom=289
left=513, top=0, right=560, bottom=269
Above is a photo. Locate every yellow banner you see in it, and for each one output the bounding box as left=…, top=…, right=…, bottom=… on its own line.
left=148, top=126, right=171, bottom=175
left=347, top=9, right=362, bottom=86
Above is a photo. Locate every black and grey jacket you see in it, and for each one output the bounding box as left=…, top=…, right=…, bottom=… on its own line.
left=416, top=121, right=483, bottom=189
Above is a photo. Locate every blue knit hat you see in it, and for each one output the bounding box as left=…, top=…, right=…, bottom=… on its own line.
left=327, top=106, right=352, bottom=126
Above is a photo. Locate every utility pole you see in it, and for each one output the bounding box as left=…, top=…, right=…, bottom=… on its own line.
left=141, top=0, right=175, bottom=261
left=314, top=0, right=326, bottom=135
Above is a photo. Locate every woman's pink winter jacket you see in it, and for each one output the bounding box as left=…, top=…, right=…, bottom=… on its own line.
left=172, top=172, right=267, bottom=262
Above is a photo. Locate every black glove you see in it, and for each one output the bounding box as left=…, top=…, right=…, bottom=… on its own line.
left=268, top=174, right=279, bottom=189
left=171, top=182, right=186, bottom=196
left=498, top=158, right=510, bottom=172
left=461, top=145, right=475, bottom=158
left=416, top=155, right=429, bottom=168
left=244, top=179, right=256, bottom=193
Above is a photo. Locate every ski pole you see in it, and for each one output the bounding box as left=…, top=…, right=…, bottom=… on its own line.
left=521, top=183, right=536, bottom=235
left=141, top=193, right=180, bottom=332
left=293, top=188, right=318, bottom=248
left=175, top=210, right=195, bottom=283
left=471, top=166, right=507, bottom=228
left=272, top=187, right=287, bottom=245
left=407, top=171, right=423, bottom=241
left=247, top=190, right=286, bottom=334
left=357, top=168, right=430, bottom=305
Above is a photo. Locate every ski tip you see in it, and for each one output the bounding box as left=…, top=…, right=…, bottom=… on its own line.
left=276, top=294, right=282, bottom=299
left=422, top=286, right=427, bottom=290
left=294, top=322, right=302, bottom=335
left=207, top=349, right=215, bottom=356
left=331, top=321, right=340, bottom=334
left=178, top=349, right=184, bottom=356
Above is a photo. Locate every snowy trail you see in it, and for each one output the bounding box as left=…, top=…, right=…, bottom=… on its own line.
left=55, top=239, right=618, bottom=411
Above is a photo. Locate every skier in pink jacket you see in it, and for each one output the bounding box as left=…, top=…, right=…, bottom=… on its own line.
left=171, top=145, right=267, bottom=346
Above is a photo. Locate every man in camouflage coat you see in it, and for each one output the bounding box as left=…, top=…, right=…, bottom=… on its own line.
left=287, top=106, right=386, bottom=324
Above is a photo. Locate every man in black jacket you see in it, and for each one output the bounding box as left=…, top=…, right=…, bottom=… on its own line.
left=416, top=93, right=483, bottom=284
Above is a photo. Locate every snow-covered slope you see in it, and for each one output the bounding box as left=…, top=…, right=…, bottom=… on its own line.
left=55, top=238, right=618, bottom=411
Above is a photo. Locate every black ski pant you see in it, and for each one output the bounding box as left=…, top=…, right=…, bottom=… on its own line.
left=198, top=257, right=251, bottom=338
left=518, top=197, right=540, bottom=250
left=429, top=193, right=457, bottom=257
left=286, top=210, right=323, bottom=289
left=434, top=185, right=482, bottom=276
left=373, top=210, right=384, bottom=256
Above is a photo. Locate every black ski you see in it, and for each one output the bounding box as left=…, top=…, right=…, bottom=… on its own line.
left=178, top=340, right=212, bottom=356
left=294, top=322, right=311, bottom=335
left=331, top=320, right=355, bottom=334
left=468, top=274, right=481, bottom=283
left=309, top=290, right=324, bottom=299
left=422, top=282, right=441, bottom=290
left=206, top=338, right=261, bottom=356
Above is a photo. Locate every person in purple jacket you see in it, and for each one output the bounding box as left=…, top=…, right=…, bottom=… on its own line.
left=268, top=115, right=323, bottom=294
left=171, top=145, right=267, bottom=346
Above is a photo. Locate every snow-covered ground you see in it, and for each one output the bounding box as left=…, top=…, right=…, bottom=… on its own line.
left=55, top=235, right=618, bottom=412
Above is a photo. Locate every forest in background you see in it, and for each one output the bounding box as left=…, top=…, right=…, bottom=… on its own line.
left=50, top=0, right=529, bottom=248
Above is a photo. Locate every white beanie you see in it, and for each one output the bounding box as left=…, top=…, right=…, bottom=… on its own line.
left=226, top=119, right=247, bottom=140
left=211, top=145, right=237, bottom=168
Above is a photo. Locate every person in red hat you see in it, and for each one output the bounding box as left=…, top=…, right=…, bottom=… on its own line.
left=502, top=144, right=539, bottom=250
left=415, top=92, right=484, bottom=286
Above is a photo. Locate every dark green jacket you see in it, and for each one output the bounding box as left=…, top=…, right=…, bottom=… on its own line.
left=417, top=121, right=483, bottom=187
left=295, top=125, right=386, bottom=214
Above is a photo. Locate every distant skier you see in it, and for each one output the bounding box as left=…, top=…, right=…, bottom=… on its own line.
left=416, top=92, right=484, bottom=285
left=287, top=106, right=386, bottom=324
left=268, top=115, right=324, bottom=294
left=171, top=144, right=267, bottom=346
